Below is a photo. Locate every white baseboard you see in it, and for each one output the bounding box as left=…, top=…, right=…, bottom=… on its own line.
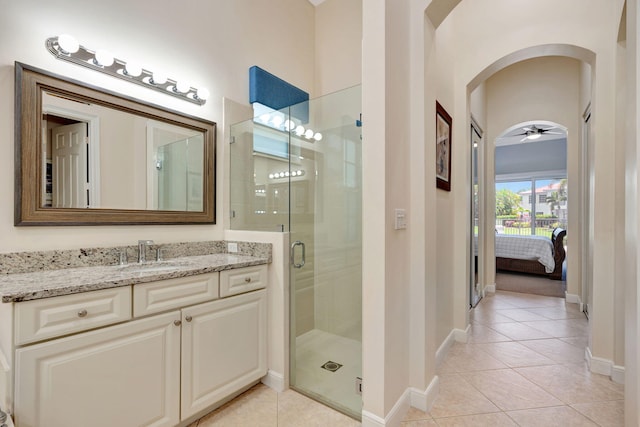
left=612, top=365, right=625, bottom=384
left=484, top=283, right=496, bottom=294
left=435, top=330, right=455, bottom=367
left=585, top=347, right=625, bottom=384
left=436, top=325, right=470, bottom=368
left=565, top=292, right=581, bottom=305
left=361, top=410, right=386, bottom=427
left=362, top=376, right=440, bottom=427
left=362, top=388, right=410, bottom=427
left=454, top=325, right=470, bottom=343
left=409, top=375, right=440, bottom=412
left=261, top=370, right=285, bottom=392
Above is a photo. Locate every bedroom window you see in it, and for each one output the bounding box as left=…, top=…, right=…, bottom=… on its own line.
left=496, top=177, right=567, bottom=238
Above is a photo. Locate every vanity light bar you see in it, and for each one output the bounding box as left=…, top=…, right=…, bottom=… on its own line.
left=45, top=35, right=209, bottom=106
left=268, top=170, right=305, bottom=179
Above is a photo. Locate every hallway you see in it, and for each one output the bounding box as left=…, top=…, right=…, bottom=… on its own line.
left=403, top=291, right=624, bottom=426
left=188, top=290, right=623, bottom=426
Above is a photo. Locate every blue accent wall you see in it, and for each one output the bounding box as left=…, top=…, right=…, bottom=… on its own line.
left=249, top=66, right=309, bottom=123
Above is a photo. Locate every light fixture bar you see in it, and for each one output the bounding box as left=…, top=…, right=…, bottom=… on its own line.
left=45, top=36, right=208, bottom=105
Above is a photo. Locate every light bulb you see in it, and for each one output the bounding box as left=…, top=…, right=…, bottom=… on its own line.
left=124, top=61, right=142, bottom=77
left=175, top=80, right=191, bottom=93
left=259, top=114, right=271, bottom=124
left=526, top=133, right=542, bottom=140
left=284, top=120, right=295, bottom=131
left=313, top=132, right=323, bottom=141
left=57, top=34, right=79, bottom=54
left=269, top=174, right=274, bottom=179
left=285, top=171, right=290, bottom=177
left=94, top=49, right=114, bottom=67
left=196, top=87, right=210, bottom=100
left=295, top=125, right=305, bottom=136
left=271, top=115, right=284, bottom=127
left=150, top=71, right=167, bottom=85
left=304, top=129, right=314, bottom=139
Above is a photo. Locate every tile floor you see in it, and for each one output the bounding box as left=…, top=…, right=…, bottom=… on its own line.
left=189, top=290, right=624, bottom=426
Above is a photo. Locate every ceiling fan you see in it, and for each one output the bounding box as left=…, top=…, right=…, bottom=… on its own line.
left=514, top=125, right=564, bottom=142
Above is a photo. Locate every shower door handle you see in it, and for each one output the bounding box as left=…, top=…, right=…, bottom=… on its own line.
left=291, top=241, right=306, bottom=268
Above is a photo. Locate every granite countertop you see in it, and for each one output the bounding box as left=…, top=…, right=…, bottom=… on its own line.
left=0, top=253, right=269, bottom=303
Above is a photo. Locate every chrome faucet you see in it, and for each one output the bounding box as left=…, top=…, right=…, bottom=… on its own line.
left=138, top=240, right=154, bottom=263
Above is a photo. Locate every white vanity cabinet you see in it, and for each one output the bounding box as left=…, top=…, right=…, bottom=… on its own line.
left=181, top=289, right=267, bottom=419
left=10, top=265, right=268, bottom=427
left=15, top=310, right=182, bottom=427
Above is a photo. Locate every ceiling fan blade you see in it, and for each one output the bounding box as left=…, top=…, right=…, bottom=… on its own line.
left=519, top=136, right=529, bottom=142
left=543, top=131, right=564, bottom=135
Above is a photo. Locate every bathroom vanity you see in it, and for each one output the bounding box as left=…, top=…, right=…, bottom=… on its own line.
left=0, top=248, right=270, bottom=427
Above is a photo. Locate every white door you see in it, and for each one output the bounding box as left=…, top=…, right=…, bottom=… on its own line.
left=15, top=311, right=181, bottom=427
left=51, top=122, right=88, bottom=208
left=180, top=290, right=267, bottom=420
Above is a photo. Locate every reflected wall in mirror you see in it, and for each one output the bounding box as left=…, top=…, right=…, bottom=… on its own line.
left=15, top=62, right=216, bottom=225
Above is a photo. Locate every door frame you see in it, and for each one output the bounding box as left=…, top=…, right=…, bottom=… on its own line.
left=42, top=104, right=101, bottom=208
left=470, top=116, right=483, bottom=306
left=582, top=103, right=592, bottom=316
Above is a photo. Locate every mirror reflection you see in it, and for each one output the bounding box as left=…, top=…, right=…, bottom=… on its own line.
left=42, top=92, right=205, bottom=212
left=15, top=62, right=215, bottom=225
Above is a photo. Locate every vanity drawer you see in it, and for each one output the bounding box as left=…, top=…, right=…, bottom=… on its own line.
left=15, top=287, right=132, bottom=346
left=133, top=273, right=219, bottom=317
left=219, top=265, right=268, bottom=297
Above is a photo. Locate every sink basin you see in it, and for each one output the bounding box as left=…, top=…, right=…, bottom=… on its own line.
left=118, top=263, right=181, bottom=273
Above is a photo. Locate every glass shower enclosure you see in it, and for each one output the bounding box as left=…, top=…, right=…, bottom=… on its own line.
left=230, top=85, right=362, bottom=419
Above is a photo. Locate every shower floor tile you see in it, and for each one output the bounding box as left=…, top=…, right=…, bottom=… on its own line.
left=293, top=329, right=363, bottom=418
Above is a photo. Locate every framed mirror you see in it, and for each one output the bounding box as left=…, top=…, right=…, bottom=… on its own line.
left=15, top=62, right=216, bottom=225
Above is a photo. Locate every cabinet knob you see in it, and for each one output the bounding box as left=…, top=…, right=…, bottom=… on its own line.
left=174, top=320, right=182, bottom=327
left=244, top=277, right=252, bottom=283
left=185, top=315, right=193, bottom=322
left=77, top=309, right=88, bottom=318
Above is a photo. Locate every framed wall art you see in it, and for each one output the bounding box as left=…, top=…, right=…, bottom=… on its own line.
left=435, top=101, right=452, bottom=191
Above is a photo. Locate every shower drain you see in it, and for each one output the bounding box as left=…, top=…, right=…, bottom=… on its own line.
left=320, top=361, right=343, bottom=372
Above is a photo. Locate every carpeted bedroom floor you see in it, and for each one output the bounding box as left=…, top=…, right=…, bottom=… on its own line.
left=495, top=271, right=566, bottom=297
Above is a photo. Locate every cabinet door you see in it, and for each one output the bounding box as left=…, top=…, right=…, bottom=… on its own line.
left=15, top=311, right=181, bottom=427
left=181, top=289, right=267, bottom=419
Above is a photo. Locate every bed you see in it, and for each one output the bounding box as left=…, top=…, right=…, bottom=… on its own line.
left=495, top=228, right=567, bottom=280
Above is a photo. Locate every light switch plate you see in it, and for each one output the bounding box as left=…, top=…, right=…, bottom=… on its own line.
left=394, top=209, right=407, bottom=230
left=228, top=242, right=238, bottom=253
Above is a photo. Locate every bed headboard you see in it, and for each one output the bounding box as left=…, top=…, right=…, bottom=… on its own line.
left=551, top=228, right=567, bottom=264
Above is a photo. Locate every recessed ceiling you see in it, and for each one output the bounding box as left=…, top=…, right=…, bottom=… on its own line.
left=496, top=120, right=567, bottom=147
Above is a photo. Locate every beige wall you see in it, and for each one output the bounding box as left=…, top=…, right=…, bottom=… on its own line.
left=315, top=0, right=362, bottom=96
left=615, top=39, right=627, bottom=370
left=434, top=15, right=457, bottom=347
left=0, top=0, right=315, bottom=252
left=624, top=1, right=640, bottom=424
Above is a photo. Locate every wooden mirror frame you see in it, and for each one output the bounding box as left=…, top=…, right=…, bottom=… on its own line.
left=15, top=62, right=216, bottom=226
